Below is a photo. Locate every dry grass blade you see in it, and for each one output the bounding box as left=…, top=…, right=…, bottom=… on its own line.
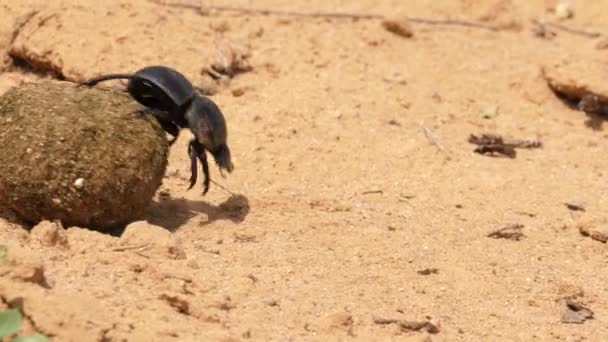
left=149, top=0, right=503, bottom=31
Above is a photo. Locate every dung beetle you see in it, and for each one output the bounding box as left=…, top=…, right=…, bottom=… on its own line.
left=80, top=65, right=234, bottom=195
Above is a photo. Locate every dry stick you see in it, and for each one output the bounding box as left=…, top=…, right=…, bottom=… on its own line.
left=149, top=0, right=501, bottom=31
left=532, top=19, right=601, bottom=38
left=419, top=121, right=451, bottom=158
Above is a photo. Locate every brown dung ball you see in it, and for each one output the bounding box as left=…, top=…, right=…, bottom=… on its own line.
left=0, top=80, right=169, bottom=231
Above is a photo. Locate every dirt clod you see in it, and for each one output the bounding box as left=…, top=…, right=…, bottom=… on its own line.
left=565, top=202, right=585, bottom=212
left=120, top=221, right=186, bottom=259
left=0, top=244, right=49, bottom=288
left=417, top=268, right=439, bottom=275
left=30, top=220, right=69, bottom=250
left=487, top=224, right=525, bottom=241
left=319, top=312, right=354, bottom=335
left=468, top=134, right=542, bottom=158
left=373, top=317, right=439, bottom=334
left=561, top=298, right=594, bottom=324
left=578, top=223, right=608, bottom=243
left=596, top=36, right=608, bottom=49
left=0, top=81, right=168, bottom=232
left=159, top=293, right=190, bottom=315
left=381, top=17, right=414, bottom=38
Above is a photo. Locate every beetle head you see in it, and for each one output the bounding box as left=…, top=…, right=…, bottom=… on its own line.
left=211, top=144, right=234, bottom=176
left=186, top=95, right=235, bottom=175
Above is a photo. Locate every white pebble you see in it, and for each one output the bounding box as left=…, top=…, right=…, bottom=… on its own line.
left=74, top=178, right=85, bottom=189
left=25, top=147, right=32, bottom=154
left=556, top=2, right=573, bottom=20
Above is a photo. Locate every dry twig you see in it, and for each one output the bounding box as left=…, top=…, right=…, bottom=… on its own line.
left=420, top=121, right=451, bottom=159
left=531, top=19, right=601, bottom=38
left=469, top=133, right=542, bottom=158
left=487, top=223, right=525, bottom=241
left=373, top=317, right=440, bottom=334
left=149, top=0, right=502, bottom=31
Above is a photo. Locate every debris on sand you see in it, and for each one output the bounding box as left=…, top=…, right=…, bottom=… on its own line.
left=578, top=223, right=608, bottom=243
left=373, top=317, right=439, bottom=334
left=555, top=2, right=574, bottom=21
left=468, top=134, right=542, bottom=158
left=561, top=298, right=594, bottom=324
left=203, top=35, right=253, bottom=81
left=487, top=224, right=526, bottom=241
left=542, top=58, right=608, bottom=116
left=595, top=36, right=608, bottom=50
left=381, top=17, right=414, bottom=38
left=417, top=268, right=439, bottom=276
left=564, top=202, right=585, bottom=212
left=30, top=220, right=69, bottom=250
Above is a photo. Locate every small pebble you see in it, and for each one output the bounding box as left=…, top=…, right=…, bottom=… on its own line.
left=186, top=258, right=199, bottom=269
left=596, top=36, right=608, bottom=50
left=231, top=88, right=245, bottom=97
left=381, top=17, right=414, bottom=38
left=555, top=2, right=573, bottom=20
left=74, top=177, right=85, bottom=189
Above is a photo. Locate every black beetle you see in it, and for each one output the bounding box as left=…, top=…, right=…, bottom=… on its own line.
left=80, top=65, right=234, bottom=194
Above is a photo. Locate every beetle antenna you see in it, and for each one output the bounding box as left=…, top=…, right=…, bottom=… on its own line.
left=210, top=179, right=235, bottom=195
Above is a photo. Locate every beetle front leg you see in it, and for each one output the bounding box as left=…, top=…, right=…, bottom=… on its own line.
left=187, top=138, right=210, bottom=195
left=187, top=139, right=198, bottom=190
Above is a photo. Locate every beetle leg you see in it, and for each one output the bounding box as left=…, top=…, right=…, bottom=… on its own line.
left=187, top=138, right=198, bottom=190
left=132, top=108, right=180, bottom=145
left=187, top=138, right=210, bottom=195
left=200, top=148, right=210, bottom=195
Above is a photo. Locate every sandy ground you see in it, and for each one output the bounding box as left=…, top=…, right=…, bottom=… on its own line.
left=2, top=0, right=608, bottom=341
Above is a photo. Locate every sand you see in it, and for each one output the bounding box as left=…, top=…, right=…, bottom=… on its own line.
left=1, top=0, right=608, bottom=341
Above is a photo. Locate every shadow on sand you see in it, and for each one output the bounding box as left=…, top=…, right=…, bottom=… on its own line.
left=141, top=193, right=250, bottom=232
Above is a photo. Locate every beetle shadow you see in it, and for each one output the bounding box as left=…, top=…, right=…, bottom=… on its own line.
left=141, top=193, right=250, bottom=232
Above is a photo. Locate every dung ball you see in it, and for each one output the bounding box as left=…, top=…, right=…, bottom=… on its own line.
left=0, top=80, right=169, bottom=231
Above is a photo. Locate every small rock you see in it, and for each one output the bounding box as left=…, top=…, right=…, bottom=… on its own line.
left=159, top=293, right=190, bottom=315
left=73, top=177, right=85, bottom=189
left=373, top=316, right=439, bottom=335
left=319, top=312, right=354, bottom=334
left=264, top=299, right=279, bottom=307
left=231, top=88, right=245, bottom=97
left=186, top=257, right=199, bottom=269
left=564, top=202, right=585, bottom=212
left=417, top=268, right=439, bottom=275
left=399, top=320, right=440, bottom=334
left=196, top=76, right=218, bottom=96
left=578, top=223, right=608, bottom=243
left=209, top=20, right=230, bottom=33
left=595, top=36, right=608, bottom=50
left=487, top=224, right=525, bottom=241
left=381, top=17, right=414, bottom=38
left=30, top=220, right=69, bottom=249
left=561, top=298, right=593, bottom=324
left=555, top=2, right=573, bottom=20
left=120, top=221, right=186, bottom=259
